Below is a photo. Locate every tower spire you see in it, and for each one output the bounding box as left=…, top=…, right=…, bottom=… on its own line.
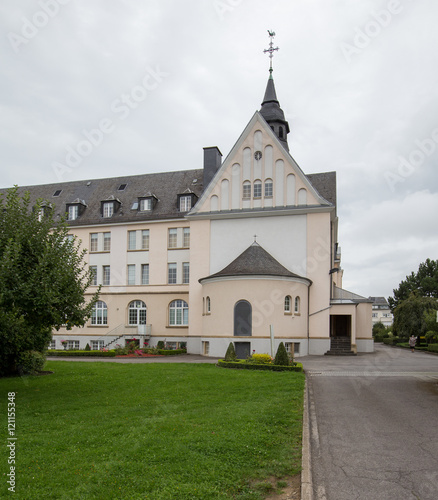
left=260, top=31, right=290, bottom=151
left=263, top=30, right=279, bottom=78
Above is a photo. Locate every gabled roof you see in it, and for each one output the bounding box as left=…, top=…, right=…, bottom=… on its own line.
left=199, top=242, right=311, bottom=283
left=0, top=169, right=204, bottom=226
left=332, top=286, right=373, bottom=304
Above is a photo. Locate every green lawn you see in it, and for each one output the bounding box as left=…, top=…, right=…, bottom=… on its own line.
left=1, top=361, right=304, bottom=499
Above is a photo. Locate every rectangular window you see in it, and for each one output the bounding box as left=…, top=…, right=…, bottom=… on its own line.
left=91, top=340, right=105, bottom=350
left=90, top=266, right=97, bottom=286
left=127, top=264, right=136, bottom=285
left=103, top=202, right=114, bottom=218
left=242, top=183, right=251, bottom=199
left=68, top=205, right=78, bottom=220
left=179, top=196, right=192, bottom=212
left=264, top=180, right=273, bottom=197
left=103, top=232, right=111, bottom=252
left=90, top=233, right=98, bottom=252
left=202, top=341, right=210, bottom=355
left=141, top=264, right=149, bottom=285
left=48, top=340, right=56, bottom=350
left=168, top=228, right=178, bottom=248
left=183, top=262, right=190, bottom=284
left=103, top=266, right=111, bottom=286
left=67, top=340, right=80, bottom=350
left=183, top=228, right=190, bottom=248
left=128, top=231, right=136, bottom=250
left=253, top=182, right=262, bottom=199
left=141, top=230, right=150, bottom=250
left=168, top=263, right=177, bottom=284
left=140, top=198, right=152, bottom=211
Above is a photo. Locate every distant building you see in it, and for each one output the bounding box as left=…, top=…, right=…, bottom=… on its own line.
left=369, top=297, right=393, bottom=327
left=1, top=59, right=373, bottom=357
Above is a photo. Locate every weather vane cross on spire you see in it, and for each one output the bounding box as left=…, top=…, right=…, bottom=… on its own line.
left=263, top=30, right=279, bottom=74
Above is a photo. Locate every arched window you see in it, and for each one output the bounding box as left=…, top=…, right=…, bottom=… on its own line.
left=206, top=296, right=211, bottom=314
left=253, top=180, right=262, bottom=199
left=91, top=300, right=107, bottom=325
left=264, top=178, right=273, bottom=198
left=243, top=181, right=251, bottom=200
left=284, top=296, right=291, bottom=313
left=279, top=126, right=284, bottom=139
left=234, top=300, right=252, bottom=336
left=294, top=296, right=301, bottom=314
left=128, top=300, right=147, bottom=325
left=169, top=300, right=188, bottom=326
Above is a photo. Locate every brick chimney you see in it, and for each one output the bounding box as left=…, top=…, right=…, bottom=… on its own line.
left=203, top=147, right=222, bottom=189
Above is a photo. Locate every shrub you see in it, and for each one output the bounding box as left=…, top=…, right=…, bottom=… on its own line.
left=114, top=344, right=128, bottom=355
left=157, top=341, right=165, bottom=349
left=84, top=343, right=91, bottom=351
left=217, top=360, right=302, bottom=372
left=426, top=331, right=438, bottom=344
left=274, top=342, right=289, bottom=366
left=427, top=344, right=438, bottom=353
left=46, top=350, right=116, bottom=357
left=249, top=353, right=272, bottom=364
left=17, top=350, right=46, bottom=374
left=157, top=349, right=186, bottom=356
left=224, top=342, right=237, bottom=362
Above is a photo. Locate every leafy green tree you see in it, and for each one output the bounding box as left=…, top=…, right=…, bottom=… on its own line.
left=392, top=293, right=438, bottom=341
left=388, top=259, right=438, bottom=311
left=0, top=187, right=99, bottom=376
left=274, top=342, right=290, bottom=366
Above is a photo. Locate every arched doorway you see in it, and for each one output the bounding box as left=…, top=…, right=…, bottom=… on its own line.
left=234, top=300, right=252, bottom=337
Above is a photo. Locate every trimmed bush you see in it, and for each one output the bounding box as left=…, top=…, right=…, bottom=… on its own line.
left=157, top=341, right=165, bottom=349
left=84, top=343, right=91, bottom=351
left=217, top=359, right=302, bottom=372
left=224, top=342, right=237, bottom=362
left=427, top=344, right=438, bottom=353
left=274, top=342, right=289, bottom=366
left=249, top=353, right=273, bottom=364
left=46, top=350, right=116, bottom=357
left=157, top=349, right=186, bottom=356
left=17, top=350, right=46, bottom=374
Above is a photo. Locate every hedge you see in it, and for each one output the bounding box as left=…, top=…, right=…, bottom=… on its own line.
left=217, top=360, right=303, bottom=372
left=157, top=349, right=187, bottom=356
left=46, top=350, right=116, bottom=357
left=428, top=344, right=438, bottom=353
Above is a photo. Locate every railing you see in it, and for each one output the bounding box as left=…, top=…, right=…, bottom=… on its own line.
left=97, top=324, right=152, bottom=349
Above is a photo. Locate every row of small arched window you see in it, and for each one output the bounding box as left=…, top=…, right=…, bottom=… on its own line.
left=91, top=299, right=189, bottom=327
left=242, top=179, right=273, bottom=200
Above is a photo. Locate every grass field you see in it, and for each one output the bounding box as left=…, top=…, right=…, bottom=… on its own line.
left=1, top=361, right=304, bottom=499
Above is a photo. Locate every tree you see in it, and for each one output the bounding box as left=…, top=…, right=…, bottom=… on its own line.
left=224, top=342, right=237, bottom=361
left=274, top=342, right=290, bottom=366
left=392, top=293, right=438, bottom=341
left=0, top=187, right=99, bottom=376
left=388, top=259, right=438, bottom=312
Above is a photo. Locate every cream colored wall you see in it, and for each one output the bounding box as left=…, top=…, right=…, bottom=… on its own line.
left=307, top=212, right=332, bottom=339
left=200, top=278, right=308, bottom=339
left=356, top=302, right=373, bottom=340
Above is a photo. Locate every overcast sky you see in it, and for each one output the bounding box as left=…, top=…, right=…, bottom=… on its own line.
left=1, top=0, right=437, bottom=300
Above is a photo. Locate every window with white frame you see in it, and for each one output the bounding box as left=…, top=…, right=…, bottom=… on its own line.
left=253, top=180, right=262, bottom=199
left=242, top=181, right=251, bottom=200
left=183, top=263, right=190, bottom=284
left=264, top=179, right=273, bottom=197
left=168, top=228, right=177, bottom=248
left=141, top=264, right=149, bottom=285
left=90, top=233, right=98, bottom=252
left=183, top=228, right=190, bottom=248
left=91, top=340, right=105, bottom=350
left=90, top=266, right=97, bottom=286
left=285, top=342, right=300, bottom=355
left=202, top=341, right=210, bottom=355
left=68, top=205, right=79, bottom=220
left=284, top=295, right=291, bottom=313
left=140, top=198, right=152, bottom=211
left=294, top=296, right=301, bottom=314
left=168, top=263, right=177, bottom=284
left=91, top=301, right=108, bottom=325
left=103, top=232, right=111, bottom=252
left=48, top=340, right=56, bottom=349
left=128, top=231, right=136, bottom=250
left=127, top=264, right=136, bottom=285
left=128, top=300, right=147, bottom=325
left=179, top=195, right=192, bottom=212
left=67, top=340, right=80, bottom=350
left=103, top=266, right=111, bottom=286
left=103, top=202, right=114, bottom=218
left=141, top=230, right=149, bottom=250
left=169, top=300, right=188, bottom=326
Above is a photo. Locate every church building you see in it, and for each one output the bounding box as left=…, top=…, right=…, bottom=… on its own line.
left=4, top=38, right=373, bottom=357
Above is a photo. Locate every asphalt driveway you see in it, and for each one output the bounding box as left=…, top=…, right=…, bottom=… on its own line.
left=300, top=344, right=438, bottom=500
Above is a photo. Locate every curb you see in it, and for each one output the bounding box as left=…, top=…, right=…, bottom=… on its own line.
left=301, top=378, right=313, bottom=500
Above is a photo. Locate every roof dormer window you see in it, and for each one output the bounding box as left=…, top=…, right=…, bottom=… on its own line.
left=68, top=205, right=79, bottom=220
left=138, top=195, right=157, bottom=212
left=177, top=193, right=197, bottom=212
left=100, top=196, right=121, bottom=218
left=66, top=199, right=86, bottom=221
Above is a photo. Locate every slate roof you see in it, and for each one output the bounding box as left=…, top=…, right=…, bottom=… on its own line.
left=199, top=242, right=311, bottom=283
left=0, top=169, right=204, bottom=226
left=332, top=286, right=372, bottom=303
left=306, top=171, right=336, bottom=207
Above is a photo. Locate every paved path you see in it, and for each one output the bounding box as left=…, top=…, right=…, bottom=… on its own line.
left=300, top=344, right=438, bottom=500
